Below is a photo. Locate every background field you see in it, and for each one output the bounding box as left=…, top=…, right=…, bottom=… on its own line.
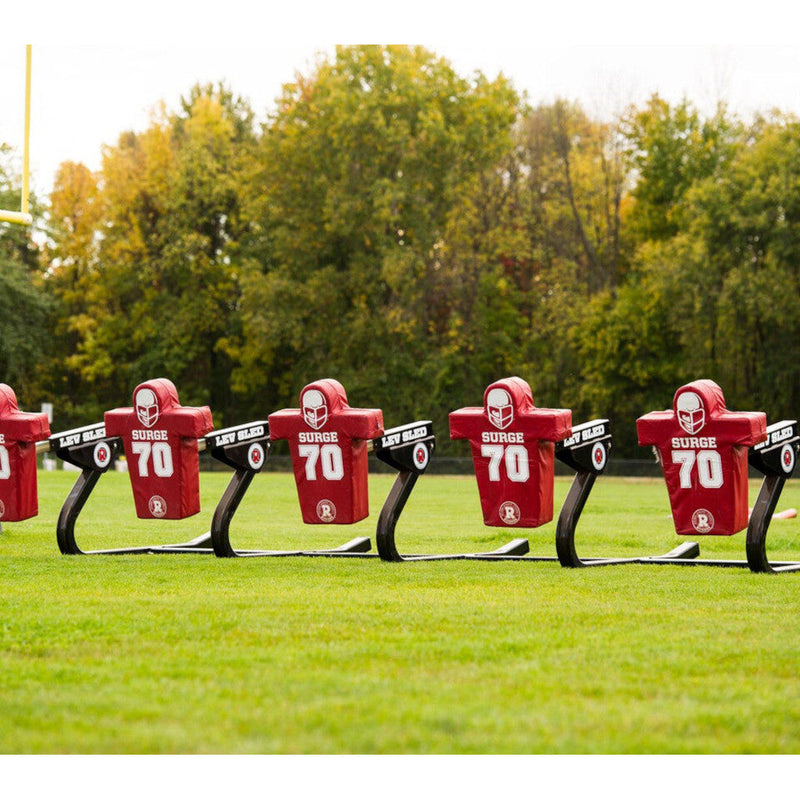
left=2, top=468, right=800, bottom=754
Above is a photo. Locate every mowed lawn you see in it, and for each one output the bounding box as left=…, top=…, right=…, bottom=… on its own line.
left=2, top=468, right=800, bottom=753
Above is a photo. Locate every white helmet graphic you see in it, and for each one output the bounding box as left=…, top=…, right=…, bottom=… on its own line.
left=676, top=391, right=705, bottom=435
left=302, top=389, right=328, bottom=430
left=486, top=387, right=513, bottom=430
left=135, top=388, right=159, bottom=428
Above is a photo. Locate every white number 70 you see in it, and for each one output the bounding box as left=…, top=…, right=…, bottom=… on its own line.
left=480, top=444, right=530, bottom=483
left=671, top=449, right=723, bottom=489
left=130, top=441, right=174, bottom=478
left=298, top=443, right=344, bottom=481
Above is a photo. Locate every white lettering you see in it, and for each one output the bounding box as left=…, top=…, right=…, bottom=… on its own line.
left=216, top=433, right=236, bottom=446
left=670, top=437, right=718, bottom=449
left=298, top=431, right=339, bottom=444
left=237, top=425, right=265, bottom=441
left=481, top=431, right=524, bottom=444
left=771, top=427, right=794, bottom=444
left=298, top=443, right=344, bottom=480
left=581, top=425, right=606, bottom=441
left=131, top=429, right=169, bottom=441
left=402, top=426, right=428, bottom=443
left=381, top=433, right=401, bottom=448
left=0, top=434, right=4, bottom=444
left=481, top=443, right=530, bottom=482
left=671, top=449, right=724, bottom=489
left=131, top=441, right=174, bottom=477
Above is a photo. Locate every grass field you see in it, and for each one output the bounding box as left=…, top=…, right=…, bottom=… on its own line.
left=2, top=468, right=800, bottom=754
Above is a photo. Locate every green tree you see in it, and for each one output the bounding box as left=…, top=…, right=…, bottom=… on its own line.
left=572, top=97, right=747, bottom=452
left=574, top=237, right=700, bottom=453
left=621, top=95, right=741, bottom=244
left=46, top=85, right=258, bottom=422
left=431, top=100, right=633, bottom=424
left=0, top=150, right=50, bottom=410
left=579, top=106, right=800, bottom=452
left=231, top=45, right=519, bottom=425
left=682, top=112, right=800, bottom=417
left=38, top=161, right=103, bottom=423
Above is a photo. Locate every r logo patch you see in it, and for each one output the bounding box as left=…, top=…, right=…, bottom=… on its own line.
left=499, top=501, right=521, bottom=525
left=316, top=499, right=337, bottom=523
left=148, top=495, right=167, bottom=518
left=691, top=508, right=714, bottom=534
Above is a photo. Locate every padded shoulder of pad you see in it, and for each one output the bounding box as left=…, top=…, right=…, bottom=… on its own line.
left=0, top=383, right=51, bottom=441
left=106, top=378, right=213, bottom=438
left=638, top=379, right=766, bottom=448
left=450, top=376, right=571, bottom=442
left=270, top=379, right=384, bottom=441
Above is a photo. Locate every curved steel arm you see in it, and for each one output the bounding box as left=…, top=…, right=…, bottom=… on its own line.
left=375, top=469, right=417, bottom=562
left=56, top=467, right=103, bottom=555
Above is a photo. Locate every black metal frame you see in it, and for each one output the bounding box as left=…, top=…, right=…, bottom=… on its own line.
left=640, top=420, right=800, bottom=573
left=209, top=419, right=530, bottom=560
left=53, top=423, right=214, bottom=555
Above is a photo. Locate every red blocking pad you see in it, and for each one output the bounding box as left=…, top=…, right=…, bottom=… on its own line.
left=0, top=384, right=51, bottom=522
left=449, top=377, right=572, bottom=527
left=637, top=379, right=766, bottom=535
left=269, top=379, right=383, bottom=524
left=105, top=379, right=213, bottom=519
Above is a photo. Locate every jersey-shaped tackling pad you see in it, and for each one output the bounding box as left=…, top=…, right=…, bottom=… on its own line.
left=449, top=377, right=572, bottom=527
left=637, top=379, right=766, bottom=535
left=105, top=379, right=213, bottom=519
left=269, top=380, right=383, bottom=524
left=0, top=384, right=51, bottom=521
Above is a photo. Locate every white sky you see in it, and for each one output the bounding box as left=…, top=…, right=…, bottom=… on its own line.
left=3, top=2, right=800, bottom=200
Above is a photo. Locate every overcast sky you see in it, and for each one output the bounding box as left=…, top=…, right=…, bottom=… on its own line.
left=3, top=3, right=800, bottom=199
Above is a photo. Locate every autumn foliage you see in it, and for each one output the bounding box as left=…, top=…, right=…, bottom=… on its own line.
left=3, top=45, right=800, bottom=456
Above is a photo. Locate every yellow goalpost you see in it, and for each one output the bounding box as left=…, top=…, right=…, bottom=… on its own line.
left=0, top=45, right=32, bottom=226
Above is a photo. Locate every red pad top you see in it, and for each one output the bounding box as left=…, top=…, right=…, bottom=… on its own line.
left=105, top=379, right=213, bottom=520
left=0, top=384, right=51, bottom=522
left=637, top=379, right=766, bottom=536
left=0, top=383, right=51, bottom=442
left=449, top=377, right=572, bottom=528
left=269, top=379, right=383, bottom=524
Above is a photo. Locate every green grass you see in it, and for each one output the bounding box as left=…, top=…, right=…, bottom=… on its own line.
left=2, top=469, right=800, bottom=753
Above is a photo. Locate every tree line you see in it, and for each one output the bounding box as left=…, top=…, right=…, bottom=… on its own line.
left=2, top=44, right=800, bottom=457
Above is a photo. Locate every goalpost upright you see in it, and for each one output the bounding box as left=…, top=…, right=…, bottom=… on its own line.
left=0, top=45, right=33, bottom=226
